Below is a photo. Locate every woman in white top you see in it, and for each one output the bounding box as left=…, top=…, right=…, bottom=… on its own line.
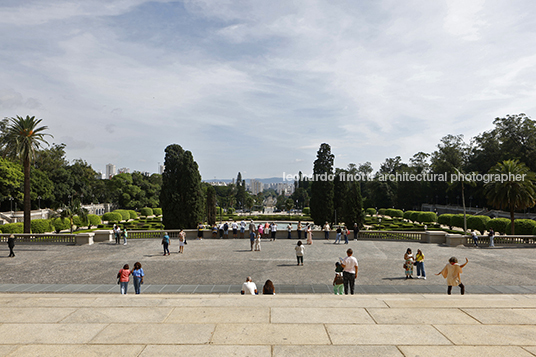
left=295, top=240, right=304, bottom=266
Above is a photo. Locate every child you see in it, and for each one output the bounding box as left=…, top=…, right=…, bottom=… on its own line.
left=117, top=264, right=131, bottom=295
left=254, top=231, right=261, bottom=251
left=178, top=229, right=186, bottom=254
left=436, top=257, right=468, bottom=295
left=333, top=262, right=344, bottom=294
left=295, top=241, right=304, bottom=265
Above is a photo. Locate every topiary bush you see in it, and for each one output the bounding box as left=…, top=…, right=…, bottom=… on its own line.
left=113, top=209, right=130, bottom=221
left=378, top=208, right=387, bottom=215
left=30, top=219, right=53, bottom=233
left=73, top=215, right=88, bottom=228
left=404, top=210, right=415, bottom=221
left=140, top=207, right=153, bottom=217
left=366, top=208, right=376, bottom=216
left=52, top=218, right=70, bottom=233
left=88, top=214, right=101, bottom=228
left=486, top=218, right=510, bottom=235
left=505, top=219, right=536, bottom=235
left=102, top=212, right=123, bottom=223
left=385, top=208, right=404, bottom=218
left=1, top=222, right=24, bottom=233
left=153, top=208, right=162, bottom=216
left=438, top=214, right=454, bottom=227
left=410, top=211, right=421, bottom=223
left=419, top=212, right=437, bottom=224
left=128, top=210, right=138, bottom=219
left=450, top=214, right=466, bottom=229
left=466, top=215, right=491, bottom=234
left=302, top=207, right=311, bottom=215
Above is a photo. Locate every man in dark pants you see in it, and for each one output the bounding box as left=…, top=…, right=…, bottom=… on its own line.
left=341, top=248, right=358, bottom=294
left=7, top=234, right=16, bottom=257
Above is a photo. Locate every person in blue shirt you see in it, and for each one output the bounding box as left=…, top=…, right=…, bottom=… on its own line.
left=132, top=262, right=144, bottom=294
left=162, top=232, right=170, bottom=256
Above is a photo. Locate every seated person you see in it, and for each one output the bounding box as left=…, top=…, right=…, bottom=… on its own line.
left=241, top=276, right=257, bottom=295
left=262, top=279, right=275, bottom=295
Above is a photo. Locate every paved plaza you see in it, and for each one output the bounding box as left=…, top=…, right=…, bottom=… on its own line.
left=2, top=238, right=536, bottom=355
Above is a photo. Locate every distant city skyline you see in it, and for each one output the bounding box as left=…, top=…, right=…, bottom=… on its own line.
left=2, top=1, right=535, bottom=179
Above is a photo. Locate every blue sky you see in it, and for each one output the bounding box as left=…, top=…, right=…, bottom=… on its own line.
left=1, top=0, right=536, bottom=179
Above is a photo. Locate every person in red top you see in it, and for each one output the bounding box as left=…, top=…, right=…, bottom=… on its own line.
left=117, top=264, right=131, bottom=294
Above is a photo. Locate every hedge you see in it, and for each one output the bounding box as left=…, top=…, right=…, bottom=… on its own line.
left=0, top=222, right=23, bottom=233
left=113, top=209, right=131, bottom=221
left=466, top=215, right=491, bottom=234
left=88, top=214, right=101, bottom=228
left=128, top=210, right=138, bottom=219
left=486, top=218, right=510, bottom=234
left=73, top=215, right=88, bottom=227
left=102, top=212, right=123, bottom=222
left=419, top=212, right=437, bottom=223
left=378, top=208, right=387, bottom=215
left=409, top=211, right=421, bottom=223
left=153, top=208, right=162, bottom=216
left=404, top=210, right=415, bottom=221
left=52, top=218, right=71, bottom=232
left=450, top=214, right=466, bottom=229
left=438, top=214, right=454, bottom=227
left=302, top=207, right=311, bottom=215
left=505, top=219, right=536, bottom=235
left=140, top=207, right=153, bottom=217
left=30, top=219, right=53, bottom=233
left=366, top=208, right=376, bottom=216
left=385, top=209, right=404, bottom=218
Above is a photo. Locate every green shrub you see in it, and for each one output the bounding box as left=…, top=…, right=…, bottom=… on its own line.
left=378, top=208, right=387, bottom=215
left=30, top=219, right=52, bottom=233
left=385, top=208, right=404, bottom=218
left=450, top=214, right=465, bottom=229
left=140, top=207, right=153, bottom=217
left=113, top=209, right=130, bottom=221
left=505, top=219, right=536, bottom=235
left=1, top=222, right=24, bottom=233
left=366, top=208, right=376, bottom=216
left=88, top=214, right=101, bottom=228
left=73, top=216, right=88, bottom=227
left=409, top=211, right=421, bottom=223
left=51, top=218, right=70, bottom=233
left=403, top=210, right=415, bottom=221
left=302, top=207, right=311, bottom=215
left=466, top=215, right=491, bottom=234
left=438, top=214, right=453, bottom=227
left=486, top=218, right=510, bottom=235
left=102, top=212, right=123, bottom=223
left=227, top=207, right=236, bottom=214
left=153, top=208, right=162, bottom=216
left=419, top=212, right=437, bottom=224
left=128, top=210, right=138, bottom=219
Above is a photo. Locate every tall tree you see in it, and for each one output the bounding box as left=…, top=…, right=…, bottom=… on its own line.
left=310, top=143, right=334, bottom=225
left=160, top=144, right=203, bottom=229
left=206, top=184, right=217, bottom=226
left=341, top=180, right=364, bottom=228
left=2, top=116, right=52, bottom=232
left=484, top=160, right=536, bottom=234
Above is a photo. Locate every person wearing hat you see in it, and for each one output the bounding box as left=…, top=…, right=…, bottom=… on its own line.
left=7, top=234, right=16, bottom=257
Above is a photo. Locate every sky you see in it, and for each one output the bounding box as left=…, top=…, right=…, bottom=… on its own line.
left=1, top=0, right=536, bottom=180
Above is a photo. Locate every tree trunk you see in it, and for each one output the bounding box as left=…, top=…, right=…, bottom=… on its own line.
left=23, top=157, right=31, bottom=233
left=510, top=207, right=515, bottom=235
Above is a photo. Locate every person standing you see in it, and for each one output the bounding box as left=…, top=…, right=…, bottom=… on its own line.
left=415, top=249, right=426, bottom=279
left=488, top=229, right=495, bottom=247
left=271, top=222, right=277, bottom=241
left=254, top=231, right=261, bottom=251
left=334, top=226, right=342, bottom=244
left=297, top=221, right=303, bottom=240
left=404, top=248, right=414, bottom=279
left=113, top=224, right=120, bottom=245
left=264, top=222, right=270, bottom=239
left=343, top=226, right=349, bottom=244
left=7, top=234, right=16, bottom=257
left=436, top=257, right=468, bottom=295
left=178, top=229, right=186, bottom=254
left=218, top=222, right=224, bottom=239
left=223, top=221, right=229, bottom=239
left=258, top=223, right=264, bottom=239
left=131, top=262, right=144, bottom=294
left=240, top=220, right=246, bottom=239
left=249, top=220, right=256, bottom=251
left=333, top=271, right=344, bottom=295
left=471, top=230, right=478, bottom=247
left=162, top=232, right=170, bottom=256
left=212, top=223, right=218, bottom=238
left=197, top=222, right=204, bottom=240
left=287, top=223, right=292, bottom=239
left=295, top=240, right=304, bottom=266
left=241, top=276, right=258, bottom=295
left=323, top=221, right=330, bottom=240
left=353, top=222, right=359, bottom=241
left=122, top=227, right=128, bottom=245
left=117, top=264, right=131, bottom=295
left=232, top=220, right=238, bottom=238
left=341, top=249, right=358, bottom=295
left=306, top=224, right=313, bottom=245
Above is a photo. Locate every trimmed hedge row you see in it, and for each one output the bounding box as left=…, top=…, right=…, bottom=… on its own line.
left=0, top=222, right=23, bottom=233
left=102, top=212, right=123, bottom=222
left=506, top=219, right=536, bottom=235
left=366, top=208, right=376, bottom=216
left=140, top=207, right=153, bottom=217
left=486, top=218, right=509, bottom=234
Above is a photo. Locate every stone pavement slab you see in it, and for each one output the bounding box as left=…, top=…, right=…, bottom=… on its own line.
left=139, top=345, right=272, bottom=357
left=273, top=345, right=404, bottom=356
left=165, top=306, right=270, bottom=323
left=435, top=325, right=536, bottom=345
left=0, top=323, right=106, bottom=344
left=271, top=307, right=375, bottom=324
left=90, top=323, right=215, bottom=344
left=212, top=323, right=331, bottom=345
left=326, top=324, right=452, bottom=345
left=60, top=307, right=173, bottom=323
left=462, top=308, right=536, bottom=324
left=366, top=307, right=480, bottom=325
left=397, top=346, right=536, bottom=357
left=6, top=345, right=145, bottom=357
left=0, top=307, right=77, bottom=323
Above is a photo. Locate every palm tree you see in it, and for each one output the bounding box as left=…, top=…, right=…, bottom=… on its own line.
left=447, top=168, right=477, bottom=232
left=484, top=160, right=536, bottom=234
left=2, top=116, right=52, bottom=233
left=57, top=199, right=89, bottom=233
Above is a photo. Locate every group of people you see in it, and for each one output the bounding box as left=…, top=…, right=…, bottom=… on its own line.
left=241, top=276, right=275, bottom=295
left=209, top=220, right=279, bottom=240
left=113, top=224, right=128, bottom=245
left=161, top=230, right=186, bottom=255
left=117, top=262, right=145, bottom=294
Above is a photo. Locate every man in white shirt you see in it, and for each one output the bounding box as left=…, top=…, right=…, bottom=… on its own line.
left=323, top=222, right=330, bottom=240
left=240, top=220, right=246, bottom=238
left=241, top=276, right=257, bottom=295
left=341, top=249, right=358, bottom=295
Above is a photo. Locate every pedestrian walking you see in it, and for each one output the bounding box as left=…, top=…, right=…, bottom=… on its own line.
left=295, top=240, right=304, bottom=266
left=122, top=227, right=128, bottom=245
left=415, top=249, right=426, bottom=279
left=178, top=229, right=186, bottom=254
left=117, top=264, right=131, bottom=295
left=7, top=234, right=16, bottom=257
left=132, top=262, right=144, bottom=294
left=162, top=232, right=170, bottom=256
left=404, top=248, right=414, bottom=279
left=488, top=229, right=495, bottom=247
left=341, top=249, right=358, bottom=295
left=436, top=257, right=468, bottom=295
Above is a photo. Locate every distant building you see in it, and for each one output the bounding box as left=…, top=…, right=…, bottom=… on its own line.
left=106, top=164, right=116, bottom=179
left=250, top=179, right=263, bottom=195
left=118, top=167, right=130, bottom=174
left=159, top=164, right=165, bottom=174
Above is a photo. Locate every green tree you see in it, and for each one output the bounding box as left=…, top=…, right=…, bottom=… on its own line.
left=0, top=157, right=23, bottom=210
left=484, top=160, right=536, bottom=234
left=206, top=184, right=217, bottom=226
left=2, top=116, right=52, bottom=232
left=55, top=199, right=88, bottom=233
left=340, top=180, right=364, bottom=228
left=160, top=144, right=203, bottom=229
left=310, top=143, right=334, bottom=225
left=285, top=197, right=294, bottom=214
